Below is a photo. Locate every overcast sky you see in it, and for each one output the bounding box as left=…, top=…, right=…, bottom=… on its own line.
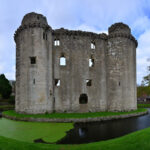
left=0, top=0, right=150, bottom=84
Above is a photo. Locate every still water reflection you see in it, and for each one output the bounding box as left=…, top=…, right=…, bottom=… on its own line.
left=58, top=109, right=150, bottom=144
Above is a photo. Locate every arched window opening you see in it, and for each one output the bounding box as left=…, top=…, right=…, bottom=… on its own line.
left=60, top=54, right=66, bottom=66
left=79, top=94, right=88, bottom=104
left=54, top=39, right=60, bottom=46
left=55, top=79, right=60, bottom=87
left=89, top=58, right=94, bottom=67
left=91, top=42, right=95, bottom=49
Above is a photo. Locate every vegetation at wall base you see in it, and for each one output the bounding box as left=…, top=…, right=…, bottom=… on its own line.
left=138, top=104, right=150, bottom=108
left=3, top=108, right=147, bottom=119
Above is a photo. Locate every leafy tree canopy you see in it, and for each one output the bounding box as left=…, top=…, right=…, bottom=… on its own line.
left=0, top=74, right=12, bottom=99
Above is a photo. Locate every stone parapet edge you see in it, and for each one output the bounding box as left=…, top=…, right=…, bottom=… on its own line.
left=108, top=33, right=138, bottom=47
left=2, top=110, right=148, bottom=123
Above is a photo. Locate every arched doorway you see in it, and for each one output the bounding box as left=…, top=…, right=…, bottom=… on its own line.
left=79, top=94, right=88, bottom=104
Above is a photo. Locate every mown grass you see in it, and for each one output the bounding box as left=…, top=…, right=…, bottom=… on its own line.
left=138, top=104, right=150, bottom=108
left=3, top=108, right=147, bottom=119
left=0, top=124, right=150, bottom=150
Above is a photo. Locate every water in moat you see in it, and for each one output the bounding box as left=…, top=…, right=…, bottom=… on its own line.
left=57, top=109, right=150, bottom=144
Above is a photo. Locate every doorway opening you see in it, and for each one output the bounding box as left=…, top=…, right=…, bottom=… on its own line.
left=79, top=94, right=88, bottom=104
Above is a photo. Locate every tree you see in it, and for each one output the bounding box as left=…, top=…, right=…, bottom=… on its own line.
left=142, top=74, right=150, bottom=86
left=0, top=74, right=12, bottom=99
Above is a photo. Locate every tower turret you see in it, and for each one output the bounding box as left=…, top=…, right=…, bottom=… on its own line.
left=14, top=12, right=53, bottom=114
left=106, top=23, right=137, bottom=111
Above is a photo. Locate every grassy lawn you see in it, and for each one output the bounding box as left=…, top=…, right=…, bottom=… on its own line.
left=0, top=118, right=73, bottom=143
left=0, top=124, right=150, bottom=150
left=3, top=108, right=147, bottom=119
left=138, top=104, right=150, bottom=108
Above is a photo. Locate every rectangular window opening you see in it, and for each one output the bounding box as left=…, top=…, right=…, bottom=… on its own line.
left=33, top=79, right=35, bottom=84
left=54, top=40, right=60, bottom=46
left=91, top=42, right=95, bottom=49
left=89, top=58, right=94, bottom=67
left=60, top=56, right=66, bottom=66
left=43, top=32, right=45, bottom=39
left=55, top=79, right=60, bottom=87
left=30, top=57, right=36, bottom=64
left=86, top=79, right=92, bottom=86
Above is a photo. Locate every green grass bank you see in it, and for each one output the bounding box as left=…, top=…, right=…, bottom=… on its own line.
left=3, top=108, right=147, bottom=119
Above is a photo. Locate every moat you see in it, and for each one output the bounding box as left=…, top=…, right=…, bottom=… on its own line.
left=57, top=109, right=150, bottom=144
left=0, top=109, right=149, bottom=145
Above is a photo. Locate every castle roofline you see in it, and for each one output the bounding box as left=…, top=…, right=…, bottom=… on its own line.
left=21, top=12, right=48, bottom=26
left=52, top=28, right=108, bottom=40
left=108, top=22, right=131, bottom=34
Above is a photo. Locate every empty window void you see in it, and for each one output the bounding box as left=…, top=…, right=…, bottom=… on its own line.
left=60, top=54, right=66, bottom=66
left=30, top=57, right=36, bottom=64
left=54, top=39, right=60, bottom=46
left=86, top=79, right=92, bottom=86
left=79, top=94, right=88, bottom=104
left=33, top=79, right=35, bottom=84
left=43, top=32, right=47, bottom=40
left=55, top=79, right=60, bottom=87
left=89, top=58, right=94, bottom=67
left=91, top=42, right=95, bottom=49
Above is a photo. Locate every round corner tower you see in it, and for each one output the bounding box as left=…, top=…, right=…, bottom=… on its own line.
left=14, top=12, right=53, bottom=114
left=107, top=22, right=138, bottom=111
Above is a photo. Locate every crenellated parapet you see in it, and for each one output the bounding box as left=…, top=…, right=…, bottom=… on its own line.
left=52, top=28, right=108, bottom=40
left=108, top=22, right=138, bottom=47
left=14, top=23, right=51, bottom=42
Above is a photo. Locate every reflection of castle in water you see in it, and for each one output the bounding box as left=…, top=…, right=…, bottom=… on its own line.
left=78, top=127, right=88, bottom=138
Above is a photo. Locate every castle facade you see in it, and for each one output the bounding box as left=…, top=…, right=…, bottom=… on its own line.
left=14, top=12, right=137, bottom=114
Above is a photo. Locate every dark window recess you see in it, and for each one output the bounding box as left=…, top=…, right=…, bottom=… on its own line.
left=79, top=94, right=88, bottom=104
left=55, top=79, right=60, bottom=86
left=119, top=81, right=120, bottom=86
left=43, top=32, right=45, bottom=39
left=86, top=79, right=92, bottom=86
left=37, top=16, right=39, bottom=20
left=33, top=79, right=35, bottom=84
left=30, top=57, right=36, bottom=64
left=43, top=32, right=47, bottom=40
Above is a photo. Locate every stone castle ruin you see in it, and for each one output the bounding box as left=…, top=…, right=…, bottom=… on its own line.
left=14, top=12, right=138, bottom=114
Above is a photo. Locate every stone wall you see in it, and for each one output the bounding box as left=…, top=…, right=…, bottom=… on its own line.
left=14, top=12, right=138, bottom=114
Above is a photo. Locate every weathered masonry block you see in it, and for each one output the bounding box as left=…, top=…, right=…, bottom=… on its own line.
left=14, top=12, right=138, bottom=114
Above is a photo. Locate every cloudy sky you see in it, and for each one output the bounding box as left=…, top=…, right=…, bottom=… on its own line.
left=0, top=0, right=150, bottom=84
